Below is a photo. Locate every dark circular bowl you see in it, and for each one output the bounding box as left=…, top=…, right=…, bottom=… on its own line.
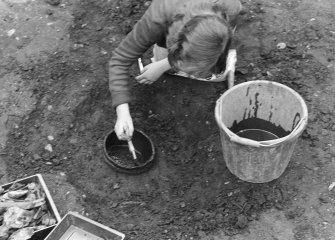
left=103, top=129, right=155, bottom=174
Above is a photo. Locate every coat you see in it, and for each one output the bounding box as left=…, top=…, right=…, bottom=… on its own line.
left=109, top=0, right=242, bottom=108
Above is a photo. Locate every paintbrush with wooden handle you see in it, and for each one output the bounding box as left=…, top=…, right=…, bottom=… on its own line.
left=127, top=139, right=137, bottom=160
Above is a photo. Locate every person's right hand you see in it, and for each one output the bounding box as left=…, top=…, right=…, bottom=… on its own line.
left=135, top=58, right=171, bottom=85
left=114, top=103, right=134, bottom=140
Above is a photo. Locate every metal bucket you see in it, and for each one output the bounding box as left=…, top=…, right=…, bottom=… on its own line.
left=215, top=80, right=308, bottom=183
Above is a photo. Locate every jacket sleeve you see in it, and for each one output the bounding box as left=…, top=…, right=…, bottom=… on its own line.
left=109, top=0, right=168, bottom=108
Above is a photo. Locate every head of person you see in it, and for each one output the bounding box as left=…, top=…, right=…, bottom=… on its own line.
left=166, top=3, right=232, bottom=79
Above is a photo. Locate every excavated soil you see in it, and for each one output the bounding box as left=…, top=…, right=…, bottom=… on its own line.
left=0, top=0, right=335, bottom=239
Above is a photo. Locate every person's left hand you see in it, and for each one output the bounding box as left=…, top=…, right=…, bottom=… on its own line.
left=135, top=58, right=171, bottom=84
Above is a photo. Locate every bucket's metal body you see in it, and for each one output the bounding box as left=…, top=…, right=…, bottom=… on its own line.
left=219, top=128, right=299, bottom=183
left=215, top=80, right=308, bottom=183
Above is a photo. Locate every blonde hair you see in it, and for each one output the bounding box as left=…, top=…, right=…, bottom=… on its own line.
left=167, top=2, right=232, bottom=78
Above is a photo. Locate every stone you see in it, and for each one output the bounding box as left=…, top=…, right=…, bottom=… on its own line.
left=44, top=144, right=53, bottom=152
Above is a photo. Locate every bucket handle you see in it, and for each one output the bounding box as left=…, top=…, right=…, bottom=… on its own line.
left=215, top=98, right=308, bottom=148
left=229, top=135, right=262, bottom=147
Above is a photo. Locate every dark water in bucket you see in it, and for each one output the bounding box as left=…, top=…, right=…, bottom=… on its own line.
left=230, top=118, right=291, bottom=141
left=107, top=145, right=144, bottom=167
left=236, top=129, right=279, bottom=141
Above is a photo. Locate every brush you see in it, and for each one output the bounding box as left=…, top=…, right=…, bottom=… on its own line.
left=127, top=139, right=137, bottom=160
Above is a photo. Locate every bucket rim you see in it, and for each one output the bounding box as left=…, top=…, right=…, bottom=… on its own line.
left=215, top=80, right=308, bottom=147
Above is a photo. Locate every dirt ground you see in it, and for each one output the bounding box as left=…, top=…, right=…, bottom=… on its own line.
left=0, top=0, right=335, bottom=239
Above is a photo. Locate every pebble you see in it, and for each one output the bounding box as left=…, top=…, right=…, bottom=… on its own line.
left=113, top=183, right=121, bottom=190
left=47, top=135, right=54, bottom=141
left=100, top=49, right=108, bottom=55
left=45, top=144, right=53, bottom=152
left=7, top=29, right=16, bottom=37
left=73, top=43, right=84, bottom=50
left=52, top=158, right=61, bottom=165
left=328, top=182, right=335, bottom=191
left=277, top=42, right=286, bottom=50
